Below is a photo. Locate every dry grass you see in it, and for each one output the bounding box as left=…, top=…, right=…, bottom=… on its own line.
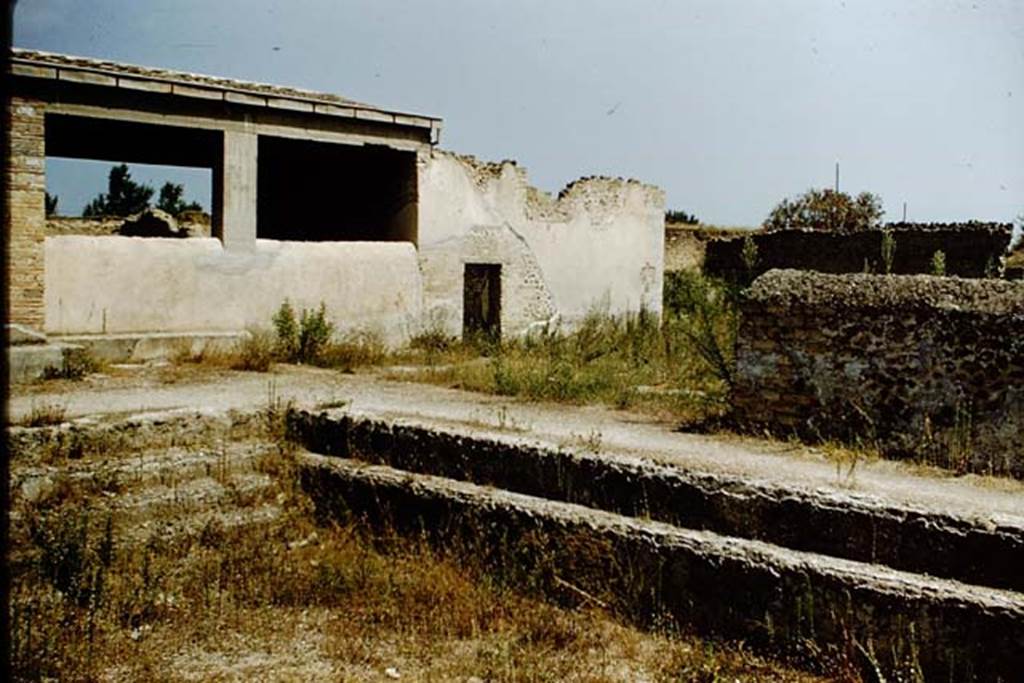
left=17, top=401, right=68, bottom=427
left=390, top=277, right=736, bottom=424
left=9, top=505, right=824, bottom=682
left=9, top=429, right=829, bottom=682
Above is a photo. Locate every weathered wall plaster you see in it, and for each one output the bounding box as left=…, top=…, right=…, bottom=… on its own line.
left=734, top=270, right=1024, bottom=477
left=45, top=236, right=422, bottom=345
left=418, top=151, right=665, bottom=337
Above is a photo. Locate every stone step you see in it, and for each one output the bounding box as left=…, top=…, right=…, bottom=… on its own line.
left=289, top=409, right=1024, bottom=593
left=11, top=441, right=279, bottom=504
left=7, top=408, right=271, bottom=466
left=298, top=452, right=1024, bottom=682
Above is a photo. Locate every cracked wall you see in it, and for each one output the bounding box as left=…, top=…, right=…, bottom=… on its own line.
left=418, top=151, right=664, bottom=337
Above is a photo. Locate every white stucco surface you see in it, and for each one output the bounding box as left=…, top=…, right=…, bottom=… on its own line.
left=418, top=151, right=664, bottom=337
left=45, top=236, right=421, bottom=344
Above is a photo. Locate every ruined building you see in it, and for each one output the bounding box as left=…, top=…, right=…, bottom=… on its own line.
left=5, top=49, right=664, bottom=351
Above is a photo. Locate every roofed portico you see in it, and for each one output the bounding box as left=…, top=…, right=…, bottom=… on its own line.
left=5, top=48, right=441, bottom=331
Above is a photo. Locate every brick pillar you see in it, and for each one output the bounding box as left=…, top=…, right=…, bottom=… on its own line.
left=5, top=96, right=46, bottom=330
left=213, top=129, right=257, bottom=251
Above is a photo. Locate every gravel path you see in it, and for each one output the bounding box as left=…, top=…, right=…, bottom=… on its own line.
left=9, top=364, right=1023, bottom=522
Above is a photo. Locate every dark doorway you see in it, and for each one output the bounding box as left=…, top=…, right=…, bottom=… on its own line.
left=463, top=264, right=501, bottom=343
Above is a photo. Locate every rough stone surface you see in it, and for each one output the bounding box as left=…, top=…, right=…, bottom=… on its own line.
left=705, top=223, right=1012, bottom=281
left=6, top=343, right=78, bottom=382
left=5, top=96, right=47, bottom=329
left=300, top=453, right=1024, bottom=682
left=289, top=408, right=1024, bottom=591
left=47, top=213, right=213, bottom=238
left=119, top=208, right=182, bottom=238
left=734, top=270, right=1024, bottom=476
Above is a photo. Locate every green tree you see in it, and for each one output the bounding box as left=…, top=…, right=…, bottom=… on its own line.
left=156, top=182, right=202, bottom=215
left=45, top=192, right=59, bottom=217
left=665, top=209, right=699, bottom=225
left=82, top=164, right=154, bottom=217
left=763, top=188, right=883, bottom=233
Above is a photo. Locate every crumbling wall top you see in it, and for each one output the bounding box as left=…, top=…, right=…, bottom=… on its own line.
left=747, top=269, right=1024, bottom=315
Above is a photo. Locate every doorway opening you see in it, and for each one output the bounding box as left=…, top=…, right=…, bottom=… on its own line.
left=463, top=264, right=501, bottom=343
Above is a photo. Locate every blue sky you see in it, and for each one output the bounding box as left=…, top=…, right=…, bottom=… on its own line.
left=15, top=0, right=1024, bottom=227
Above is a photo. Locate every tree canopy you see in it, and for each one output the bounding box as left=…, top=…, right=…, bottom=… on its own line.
left=763, top=188, right=884, bottom=233
left=82, top=164, right=154, bottom=217
left=156, top=182, right=203, bottom=215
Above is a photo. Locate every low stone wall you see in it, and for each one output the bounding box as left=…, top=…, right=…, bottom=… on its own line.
left=46, top=213, right=212, bottom=238
left=734, top=270, right=1024, bottom=476
left=44, top=236, right=422, bottom=344
left=301, top=452, right=1024, bottom=681
left=288, top=409, right=1024, bottom=591
left=705, top=223, right=1011, bottom=281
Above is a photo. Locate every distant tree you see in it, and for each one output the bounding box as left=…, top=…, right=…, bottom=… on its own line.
left=82, top=164, right=154, bottom=217
left=156, top=182, right=203, bottom=216
left=45, top=192, right=59, bottom=217
left=763, top=188, right=883, bottom=233
left=665, top=209, right=699, bottom=225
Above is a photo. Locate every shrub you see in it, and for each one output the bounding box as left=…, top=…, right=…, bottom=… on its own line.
left=763, top=188, right=883, bottom=233
left=320, top=330, right=386, bottom=371
left=42, top=347, right=102, bottom=381
left=272, top=300, right=300, bottom=360
left=298, top=303, right=334, bottom=364
left=881, top=230, right=896, bottom=274
left=740, top=235, right=759, bottom=278
left=665, top=209, right=699, bottom=225
left=662, top=270, right=739, bottom=389
left=233, top=329, right=276, bottom=372
left=930, top=250, right=946, bottom=276
left=271, top=300, right=335, bottom=364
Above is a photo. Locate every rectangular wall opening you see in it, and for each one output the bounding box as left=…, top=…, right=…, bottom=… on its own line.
left=44, top=114, right=218, bottom=237
left=257, top=136, right=417, bottom=243
left=463, top=263, right=502, bottom=342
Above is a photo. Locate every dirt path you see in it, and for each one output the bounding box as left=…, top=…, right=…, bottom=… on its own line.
left=9, top=364, right=1024, bottom=522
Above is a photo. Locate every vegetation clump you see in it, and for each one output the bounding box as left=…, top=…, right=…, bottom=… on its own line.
left=763, top=188, right=883, bottom=233
left=272, top=300, right=334, bottom=365
left=41, top=347, right=102, bottom=381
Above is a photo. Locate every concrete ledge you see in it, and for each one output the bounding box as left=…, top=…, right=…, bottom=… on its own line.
left=50, top=331, right=248, bottom=363
left=288, top=409, right=1024, bottom=592
left=7, top=343, right=81, bottom=383
left=299, top=453, right=1024, bottom=681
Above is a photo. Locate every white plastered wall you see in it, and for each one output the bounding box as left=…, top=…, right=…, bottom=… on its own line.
left=45, top=236, right=421, bottom=345
left=417, top=150, right=665, bottom=337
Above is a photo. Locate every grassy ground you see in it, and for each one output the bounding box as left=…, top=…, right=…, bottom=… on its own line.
left=383, top=271, right=736, bottom=425
left=8, top=417, right=829, bottom=682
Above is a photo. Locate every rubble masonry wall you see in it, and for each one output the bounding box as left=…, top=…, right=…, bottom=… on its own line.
left=734, top=270, right=1024, bottom=477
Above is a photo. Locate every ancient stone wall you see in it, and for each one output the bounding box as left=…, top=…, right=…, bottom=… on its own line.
left=705, top=223, right=1011, bottom=282
left=46, top=213, right=213, bottom=238
left=45, top=216, right=125, bottom=237
left=418, top=151, right=664, bottom=337
left=664, top=226, right=708, bottom=271
left=5, top=97, right=47, bottom=329
left=734, top=270, right=1024, bottom=476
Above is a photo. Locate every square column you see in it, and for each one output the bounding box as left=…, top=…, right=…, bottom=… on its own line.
left=213, top=129, right=257, bottom=251
left=5, top=96, right=46, bottom=330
